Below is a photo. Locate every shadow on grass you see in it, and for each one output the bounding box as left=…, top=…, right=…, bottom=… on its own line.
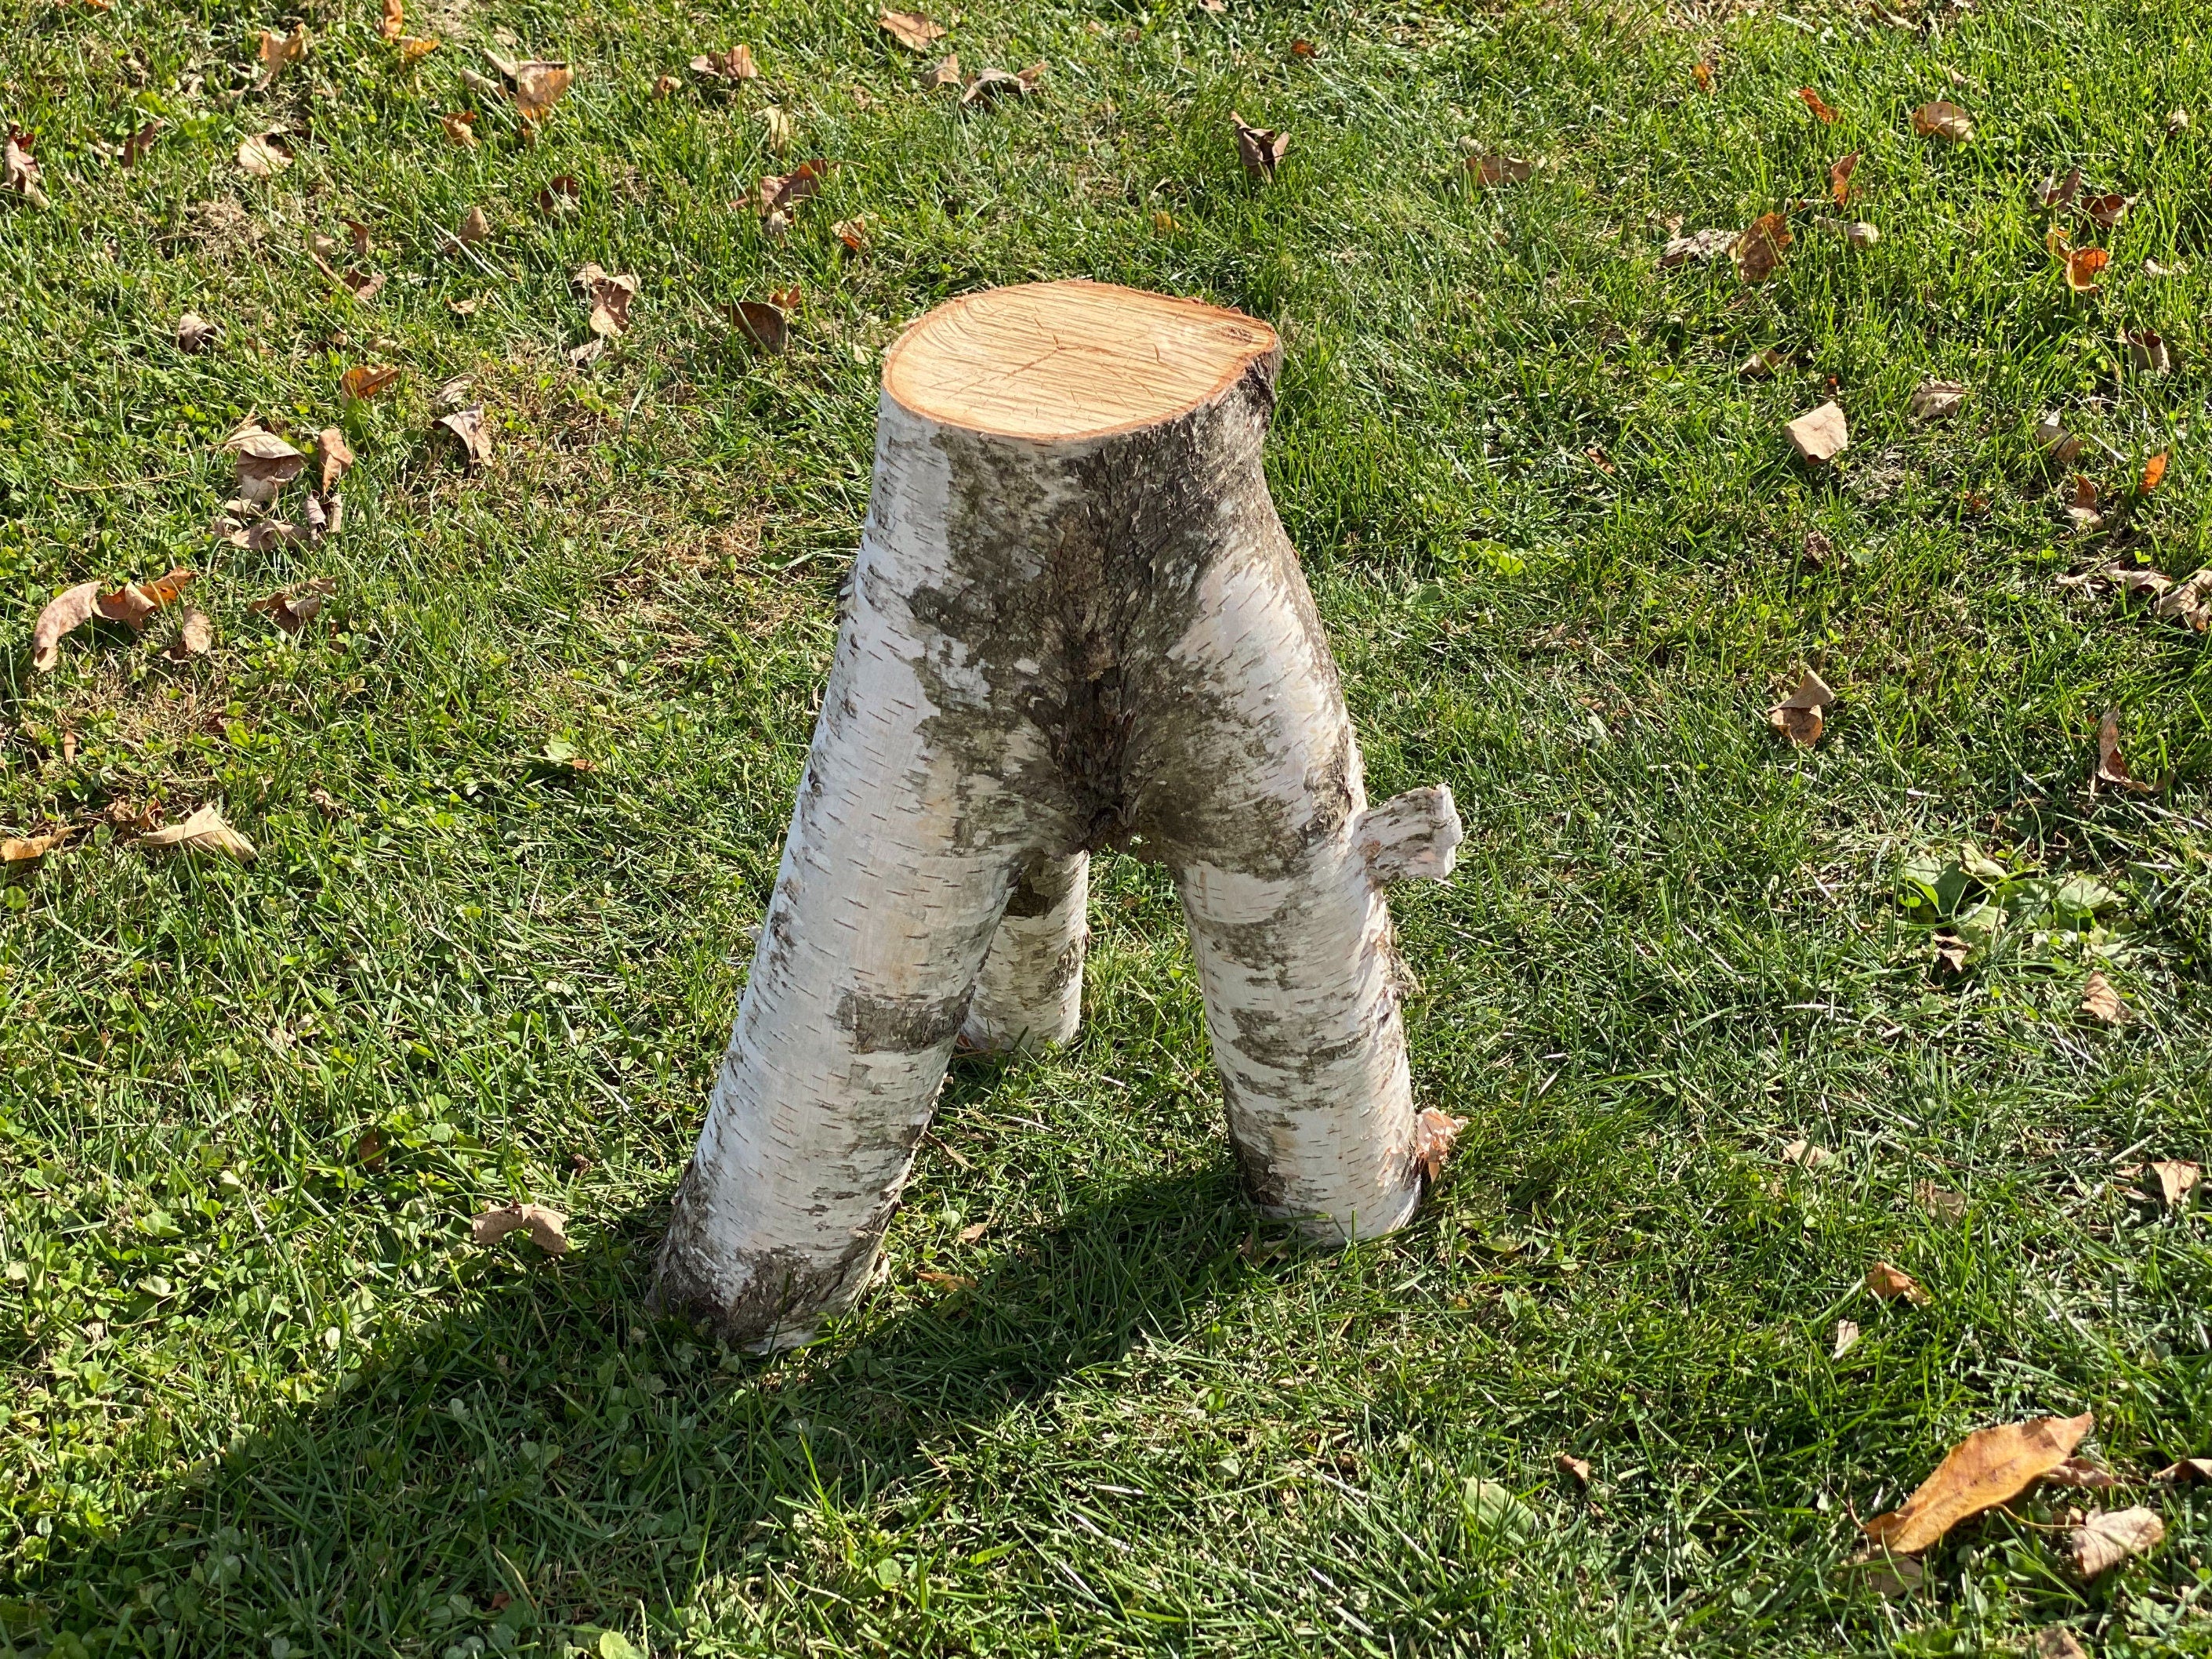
left=9, top=1077, right=1283, bottom=1657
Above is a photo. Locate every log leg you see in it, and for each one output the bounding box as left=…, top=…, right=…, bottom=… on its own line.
left=960, top=850, right=1089, bottom=1054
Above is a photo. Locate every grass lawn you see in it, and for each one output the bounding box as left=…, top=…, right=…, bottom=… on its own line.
left=5, top=0, right=2212, bottom=1650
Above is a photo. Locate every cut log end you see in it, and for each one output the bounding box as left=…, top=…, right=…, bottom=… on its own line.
left=881, top=279, right=1282, bottom=442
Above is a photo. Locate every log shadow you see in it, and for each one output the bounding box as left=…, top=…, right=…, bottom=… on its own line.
left=8, top=1135, right=1288, bottom=1656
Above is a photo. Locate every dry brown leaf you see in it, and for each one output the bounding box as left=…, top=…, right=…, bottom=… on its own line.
left=956, top=1220, right=990, bottom=1244
left=1863, top=1411, right=2093, bottom=1555
left=2148, top=568, right=2212, bottom=631
left=2044, top=1458, right=2124, bottom=1491
left=96, top=567, right=194, bottom=632
left=1915, top=1182, right=1967, bottom=1221
left=139, top=802, right=256, bottom=863
left=1290, top=37, right=1318, bottom=58
left=2035, top=1629, right=2089, bottom=1659
left=3, top=128, right=45, bottom=207
left=1412, top=1108, right=1464, bottom=1182
left=1467, top=154, right=1533, bottom=188
left=379, top=0, right=403, bottom=39
left=1785, top=400, right=1848, bottom=464
left=440, top=110, right=478, bottom=148
left=121, top=119, right=163, bottom=168
left=226, top=422, right=306, bottom=502
left=1781, top=1138, right=1833, bottom=1169
left=1909, top=380, right=1966, bottom=420
left=509, top=62, right=573, bottom=125
left=2153, top=1458, right=2212, bottom=1486
left=2127, top=331, right=2171, bottom=374
left=2081, top=970, right=2126, bottom=1024
left=925, top=52, right=962, bottom=89
left=1556, top=1452, right=1593, bottom=1486
left=1913, top=101, right=1974, bottom=143
left=1659, top=226, right=1737, bottom=267
left=2080, top=192, right=2130, bottom=230
left=1692, top=61, right=1713, bottom=93
left=536, top=175, right=581, bottom=216
left=1231, top=111, right=1289, bottom=179
left=2070, top=1507, right=2163, bottom=1580
left=2139, top=450, right=2168, bottom=492
left=756, top=159, right=828, bottom=219
left=1865, top=1260, right=1931, bottom=1306
left=916, top=1269, right=975, bottom=1291
left=237, top=132, right=293, bottom=176
left=1830, top=150, right=1859, bottom=207
left=2038, top=167, right=2081, bottom=210
left=1802, top=530, right=1833, bottom=568
left=398, top=36, right=440, bottom=64
left=727, top=300, right=788, bottom=353
left=1798, top=87, right=1838, bottom=124
left=1833, top=1319, right=1862, bottom=1358
left=833, top=215, right=868, bottom=252
left=1732, top=211, right=1791, bottom=283
left=573, top=265, right=637, bottom=337
left=2094, top=710, right=2152, bottom=795
left=339, top=364, right=400, bottom=401
left=1842, top=219, right=1880, bottom=248
left=1767, top=668, right=1835, bottom=747
left=439, top=407, right=493, bottom=470
left=459, top=204, right=491, bottom=243
left=249, top=576, right=337, bottom=635
left=1844, top=1546, right=1924, bottom=1598
left=961, top=63, right=1044, bottom=106
left=879, top=9, right=945, bottom=50
left=690, top=45, right=758, bottom=80
left=470, top=1201, right=571, bottom=1253
left=317, top=427, right=354, bottom=492
left=758, top=104, right=796, bottom=150
left=1739, top=346, right=1789, bottom=379
left=346, top=216, right=373, bottom=253
left=259, top=26, right=309, bottom=75
left=1, top=827, right=71, bottom=862
left=165, top=608, right=215, bottom=661
left=2149, top=1159, right=2199, bottom=1208
left=2065, top=245, right=2109, bottom=294
left=176, top=311, right=214, bottom=353
left=653, top=73, right=679, bottom=98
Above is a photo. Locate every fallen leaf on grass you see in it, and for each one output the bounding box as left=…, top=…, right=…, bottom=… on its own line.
left=1863, top=1411, right=2093, bottom=1554
left=653, top=73, right=679, bottom=98
left=916, top=1269, right=975, bottom=1291
left=1467, top=154, right=1532, bottom=188
left=30, top=584, right=101, bottom=668
left=957, top=1220, right=989, bottom=1244
left=925, top=52, right=961, bottom=89
left=176, top=311, right=214, bottom=353
left=164, top=608, right=214, bottom=660
left=2070, top=1508, right=2163, bottom=1580
left=2093, top=711, right=2152, bottom=795
left=1802, top=530, right=1833, bottom=568
left=1732, top=211, right=1791, bottom=283
left=1659, top=226, right=1736, bottom=267
left=2080, top=192, right=2130, bottom=230
left=249, top=576, right=337, bottom=635
left=1842, top=219, right=1879, bottom=248
left=578, top=269, right=636, bottom=338
left=2036, top=1629, right=2089, bottom=1659
left=758, top=104, right=796, bottom=150
left=1768, top=668, right=1835, bottom=746
left=471, top=1201, right=571, bottom=1253
left=225, top=422, right=306, bottom=501
left=458, top=204, right=491, bottom=242
left=833, top=215, right=868, bottom=252
left=2149, top=1160, right=2199, bottom=1208
left=2152, top=570, right=2212, bottom=632
left=1931, top=933, right=1968, bottom=975
left=317, top=427, right=353, bottom=491
left=339, top=364, right=400, bottom=400
left=2044, top=1458, right=2124, bottom=1491
left=535, top=175, right=581, bottom=216
left=379, top=0, right=403, bottom=39
left=139, top=802, right=256, bottom=862
left=259, top=26, right=308, bottom=76
left=505, top=61, right=574, bottom=125
left=962, top=63, right=1044, bottom=106
left=438, top=407, right=492, bottom=470
left=1692, top=61, right=1713, bottom=93
left=1782, top=1139, right=1833, bottom=1169
left=2035, top=413, right=2087, bottom=466
left=1412, top=1108, right=1464, bottom=1181
left=1845, top=1548, right=1925, bottom=1598
left=1909, top=380, right=1966, bottom=420
left=2139, top=451, right=2168, bottom=492
left=1915, top=1182, right=1966, bottom=1221
left=756, top=159, right=828, bottom=228
left=2153, top=1458, right=2212, bottom=1486
left=1739, top=346, right=1788, bottom=379
left=1784, top=400, right=1848, bottom=464
left=1830, top=151, right=1858, bottom=206
left=95, top=567, right=195, bottom=632
left=2, top=827, right=71, bottom=861
left=689, top=45, right=758, bottom=80
left=1865, top=1261, right=1930, bottom=1306
left=121, top=119, right=163, bottom=167
left=2062, top=244, right=2108, bottom=295
left=1231, top=112, right=1289, bottom=179
left=1798, top=87, right=1838, bottom=123
left=1556, top=1452, right=1592, bottom=1485
left=1833, top=1319, right=1862, bottom=1358
left=3, top=128, right=45, bottom=206
left=879, top=9, right=945, bottom=50
left=726, top=299, right=788, bottom=353
left=238, top=132, right=293, bottom=176
left=440, top=111, right=478, bottom=148
left=1912, top=101, right=1973, bottom=143
left=2037, top=167, right=2081, bottom=211
left=2126, top=331, right=2170, bottom=374
left=2080, top=970, right=2126, bottom=1025
left=397, top=36, right=440, bottom=64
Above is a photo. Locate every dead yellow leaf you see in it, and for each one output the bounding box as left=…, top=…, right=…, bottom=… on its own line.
left=2080, top=970, right=2126, bottom=1025
left=758, top=103, right=796, bottom=150
left=1767, top=668, right=1835, bottom=747
left=879, top=9, right=945, bottom=50
left=339, top=364, right=400, bottom=400
left=1412, top=1108, right=1464, bottom=1182
left=440, top=110, right=477, bottom=147
left=1865, top=1260, right=1930, bottom=1305
left=916, top=1269, right=975, bottom=1291
left=1784, top=400, right=1848, bottom=464
left=2, top=827, right=71, bottom=861
left=139, top=802, right=256, bottom=862
left=398, top=35, right=438, bottom=63
left=379, top=0, right=403, bottom=39
left=2070, top=1507, right=2163, bottom=1580
left=2149, top=1159, right=2199, bottom=1208
left=512, top=61, right=573, bottom=125
left=1231, top=111, right=1289, bottom=179
left=258, top=26, right=309, bottom=74
left=1798, top=87, right=1838, bottom=124
left=470, top=1201, right=571, bottom=1253
left=1862, top=1411, right=2093, bottom=1554
left=1912, top=101, right=1973, bottom=143
left=2140, top=450, right=2169, bottom=492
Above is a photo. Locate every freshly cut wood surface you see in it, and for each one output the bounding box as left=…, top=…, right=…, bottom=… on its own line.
left=882, top=279, right=1278, bottom=441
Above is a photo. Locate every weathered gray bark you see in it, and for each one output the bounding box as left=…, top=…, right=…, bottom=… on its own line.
left=655, top=282, right=1461, bottom=1348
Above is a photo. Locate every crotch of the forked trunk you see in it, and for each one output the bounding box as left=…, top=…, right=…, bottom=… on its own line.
left=654, top=281, right=1464, bottom=1349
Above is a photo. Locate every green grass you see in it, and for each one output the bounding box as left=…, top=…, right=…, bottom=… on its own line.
left=4, top=0, right=2212, bottom=1651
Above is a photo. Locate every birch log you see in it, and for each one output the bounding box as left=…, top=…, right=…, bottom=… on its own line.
left=655, top=281, right=1462, bottom=1347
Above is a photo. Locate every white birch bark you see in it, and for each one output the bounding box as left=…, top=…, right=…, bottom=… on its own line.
left=656, top=282, right=1460, bottom=1346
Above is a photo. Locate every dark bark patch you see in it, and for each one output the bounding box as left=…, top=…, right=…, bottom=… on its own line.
left=836, top=987, right=974, bottom=1053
